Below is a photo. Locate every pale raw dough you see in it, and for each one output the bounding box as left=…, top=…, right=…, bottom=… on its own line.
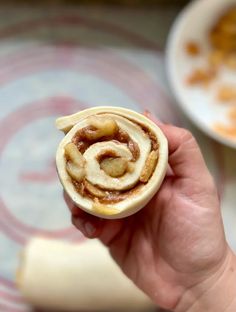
left=56, top=106, right=168, bottom=219
left=17, top=238, right=155, bottom=311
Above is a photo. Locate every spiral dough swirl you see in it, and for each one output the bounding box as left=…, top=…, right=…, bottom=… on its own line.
left=56, top=107, right=168, bottom=219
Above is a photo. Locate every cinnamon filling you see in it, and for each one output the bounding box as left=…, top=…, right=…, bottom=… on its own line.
left=72, top=178, right=144, bottom=204
left=72, top=127, right=140, bottom=161
left=65, top=115, right=159, bottom=204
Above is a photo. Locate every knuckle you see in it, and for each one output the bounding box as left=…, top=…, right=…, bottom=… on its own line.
left=179, top=129, right=198, bottom=147
left=181, top=128, right=194, bottom=141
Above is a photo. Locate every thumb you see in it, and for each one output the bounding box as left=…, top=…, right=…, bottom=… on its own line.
left=145, top=112, right=210, bottom=180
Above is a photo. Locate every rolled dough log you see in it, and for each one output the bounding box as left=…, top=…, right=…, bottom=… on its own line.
left=17, top=238, right=155, bottom=311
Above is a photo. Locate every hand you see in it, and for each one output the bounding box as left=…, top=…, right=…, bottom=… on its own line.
left=66, top=115, right=236, bottom=311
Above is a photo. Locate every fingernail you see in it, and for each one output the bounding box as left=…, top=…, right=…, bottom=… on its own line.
left=151, top=115, right=163, bottom=126
left=84, top=222, right=97, bottom=237
left=143, top=110, right=151, bottom=117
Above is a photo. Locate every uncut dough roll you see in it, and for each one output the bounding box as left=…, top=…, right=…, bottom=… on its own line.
left=56, top=106, right=168, bottom=219
left=17, top=238, right=155, bottom=311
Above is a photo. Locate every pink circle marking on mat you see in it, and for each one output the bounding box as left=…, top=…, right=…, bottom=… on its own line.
left=0, top=46, right=177, bottom=123
left=0, top=12, right=178, bottom=123
left=0, top=302, right=25, bottom=312
left=0, top=291, right=23, bottom=303
left=0, top=278, right=17, bottom=290
left=0, top=277, right=24, bottom=308
left=0, top=14, right=161, bottom=51
left=0, top=97, right=85, bottom=244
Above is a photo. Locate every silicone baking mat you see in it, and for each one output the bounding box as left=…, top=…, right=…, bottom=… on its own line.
left=0, top=5, right=235, bottom=312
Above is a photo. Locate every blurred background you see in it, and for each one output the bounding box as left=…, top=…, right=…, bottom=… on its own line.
left=0, top=0, right=235, bottom=311
left=3, top=0, right=189, bottom=5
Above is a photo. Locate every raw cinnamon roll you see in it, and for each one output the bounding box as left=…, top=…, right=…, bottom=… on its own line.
left=56, top=107, right=168, bottom=219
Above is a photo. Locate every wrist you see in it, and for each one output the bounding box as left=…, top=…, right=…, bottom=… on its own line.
left=175, top=248, right=236, bottom=312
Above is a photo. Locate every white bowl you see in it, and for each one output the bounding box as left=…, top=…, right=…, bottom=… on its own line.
left=166, top=0, right=236, bottom=149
